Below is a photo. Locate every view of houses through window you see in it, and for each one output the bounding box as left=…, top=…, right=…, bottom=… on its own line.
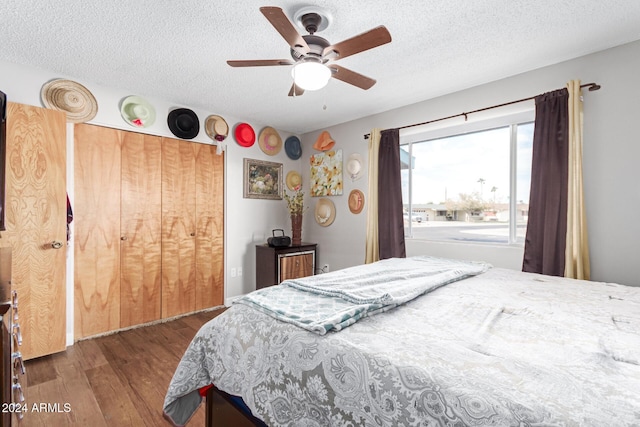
left=401, top=122, right=534, bottom=244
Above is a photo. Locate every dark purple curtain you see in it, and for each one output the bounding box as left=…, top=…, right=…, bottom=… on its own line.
left=522, top=89, right=569, bottom=276
left=378, top=129, right=406, bottom=259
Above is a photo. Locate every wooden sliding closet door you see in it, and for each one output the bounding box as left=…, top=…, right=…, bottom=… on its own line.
left=120, top=132, right=162, bottom=327
left=74, top=124, right=121, bottom=338
left=74, top=127, right=224, bottom=335
left=75, top=125, right=163, bottom=336
left=195, top=144, right=224, bottom=310
left=4, top=102, right=67, bottom=360
left=161, top=138, right=197, bottom=318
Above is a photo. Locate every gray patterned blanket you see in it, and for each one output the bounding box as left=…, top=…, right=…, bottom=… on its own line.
left=164, top=258, right=640, bottom=427
left=236, top=256, right=491, bottom=334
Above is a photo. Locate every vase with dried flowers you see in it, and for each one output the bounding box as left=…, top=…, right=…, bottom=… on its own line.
left=284, top=185, right=305, bottom=246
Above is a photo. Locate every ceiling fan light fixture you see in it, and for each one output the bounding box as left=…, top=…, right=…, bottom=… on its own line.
left=291, top=62, right=331, bottom=91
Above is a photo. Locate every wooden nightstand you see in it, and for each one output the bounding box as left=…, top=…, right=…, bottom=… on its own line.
left=255, top=243, right=317, bottom=289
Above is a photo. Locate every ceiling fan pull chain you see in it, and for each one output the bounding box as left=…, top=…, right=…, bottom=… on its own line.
left=292, top=66, right=296, bottom=98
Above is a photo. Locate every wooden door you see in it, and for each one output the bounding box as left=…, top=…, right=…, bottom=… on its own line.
left=4, top=102, right=66, bottom=359
left=161, top=138, right=196, bottom=318
left=194, top=144, right=224, bottom=310
left=120, top=131, right=162, bottom=327
left=74, top=124, right=121, bottom=338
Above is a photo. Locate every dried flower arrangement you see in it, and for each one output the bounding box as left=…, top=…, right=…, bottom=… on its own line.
left=284, top=185, right=305, bottom=215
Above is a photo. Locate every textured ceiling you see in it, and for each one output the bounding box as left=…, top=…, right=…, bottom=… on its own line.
left=3, top=1, right=640, bottom=134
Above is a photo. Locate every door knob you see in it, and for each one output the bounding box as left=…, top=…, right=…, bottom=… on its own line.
left=51, top=241, right=63, bottom=249
left=121, top=236, right=128, bottom=241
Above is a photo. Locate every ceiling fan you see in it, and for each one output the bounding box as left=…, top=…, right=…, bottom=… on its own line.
left=227, top=6, right=392, bottom=96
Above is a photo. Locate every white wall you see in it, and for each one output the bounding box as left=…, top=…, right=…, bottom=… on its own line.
left=2, top=36, right=639, bottom=335
left=301, top=39, right=640, bottom=287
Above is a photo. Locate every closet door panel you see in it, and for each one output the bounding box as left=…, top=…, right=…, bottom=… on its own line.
left=5, top=103, right=67, bottom=359
left=120, top=132, right=162, bottom=327
left=162, top=138, right=196, bottom=318
left=195, top=144, right=224, bottom=310
left=74, top=123, right=121, bottom=339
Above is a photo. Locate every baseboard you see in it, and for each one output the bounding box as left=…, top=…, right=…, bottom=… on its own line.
left=74, top=305, right=226, bottom=343
left=224, top=294, right=245, bottom=307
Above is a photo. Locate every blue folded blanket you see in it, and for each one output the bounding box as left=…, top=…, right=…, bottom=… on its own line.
left=236, top=256, right=491, bottom=334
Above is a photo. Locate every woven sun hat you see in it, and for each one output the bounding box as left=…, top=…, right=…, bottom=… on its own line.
left=312, top=130, right=335, bottom=151
left=286, top=170, right=302, bottom=191
left=348, top=189, right=365, bottom=214
left=258, top=127, right=282, bottom=156
left=167, top=108, right=200, bottom=139
left=40, top=78, right=98, bottom=123
left=315, top=198, right=336, bottom=227
left=235, top=123, right=256, bottom=147
left=120, top=95, right=156, bottom=128
left=346, top=153, right=364, bottom=181
left=284, top=135, right=302, bottom=160
left=205, top=115, right=229, bottom=141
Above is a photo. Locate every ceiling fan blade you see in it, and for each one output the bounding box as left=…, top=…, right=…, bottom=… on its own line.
left=260, top=6, right=310, bottom=55
left=288, top=83, right=305, bottom=97
left=227, top=59, right=294, bottom=67
left=329, top=65, right=376, bottom=90
left=323, top=26, right=392, bottom=60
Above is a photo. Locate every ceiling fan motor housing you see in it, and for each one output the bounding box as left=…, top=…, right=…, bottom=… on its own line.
left=291, top=35, right=330, bottom=61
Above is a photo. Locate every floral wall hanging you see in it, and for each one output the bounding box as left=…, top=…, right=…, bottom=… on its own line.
left=309, top=149, right=343, bottom=197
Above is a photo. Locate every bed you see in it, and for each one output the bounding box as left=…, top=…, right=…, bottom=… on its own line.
left=163, top=256, right=640, bottom=426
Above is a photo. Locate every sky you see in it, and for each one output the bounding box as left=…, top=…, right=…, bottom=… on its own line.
left=401, top=123, right=533, bottom=205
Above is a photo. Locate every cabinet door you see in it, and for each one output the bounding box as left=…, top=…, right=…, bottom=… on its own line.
left=74, top=124, right=121, bottom=339
left=120, top=131, right=162, bottom=326
left=194, top=144, right=224, bottom=310
left=280, top=253, right=314, bottom=282
left=4, top=103, right=66, bottom=359
left=162, top=138, right=196, bottom=318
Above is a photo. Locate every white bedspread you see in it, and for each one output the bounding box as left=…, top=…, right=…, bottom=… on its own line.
left=236, top=256, right=490, bottom=334
left=164, top=260, right=640, bottom=426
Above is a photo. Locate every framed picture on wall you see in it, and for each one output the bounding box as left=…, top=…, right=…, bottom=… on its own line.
left=243, top=158, right=283, bottom=200
left=310, top=149, right=343, bottom=197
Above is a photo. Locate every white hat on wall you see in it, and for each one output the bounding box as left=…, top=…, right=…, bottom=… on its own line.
left=346, top=153, right=363, bottom=181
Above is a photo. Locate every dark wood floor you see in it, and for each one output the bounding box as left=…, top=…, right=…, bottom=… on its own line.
left=19, top=308, right=226, bottom=427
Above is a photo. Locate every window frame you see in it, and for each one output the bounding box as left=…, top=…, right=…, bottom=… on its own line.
left=400, top=110, right=534, bottom=246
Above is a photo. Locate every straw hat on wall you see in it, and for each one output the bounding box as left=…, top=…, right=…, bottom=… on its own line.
left=315, top=198, right=336, bottom=226
left=258, top=127, right=283, bottom=155
left=348, top=189, right=365, bottom=214
left=41, top=78, right=98, bottom=123
left=205, top=115, right=229, bottom=141
left=286, top=170, right=302, bottom=190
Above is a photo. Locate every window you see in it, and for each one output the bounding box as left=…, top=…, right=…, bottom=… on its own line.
left=401, top=121, right=533, bottom=244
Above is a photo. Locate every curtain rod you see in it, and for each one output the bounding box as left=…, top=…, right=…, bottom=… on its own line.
left=363, top=82, right=601, bottom=140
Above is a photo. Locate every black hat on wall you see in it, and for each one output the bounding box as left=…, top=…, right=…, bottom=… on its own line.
left=167, top=108, right=200, bottom=139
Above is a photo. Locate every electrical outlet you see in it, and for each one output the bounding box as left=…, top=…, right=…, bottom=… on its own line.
left=237, top=267, right=242, bottom=276
left=230, top=268, right=237, bottom=278
left=322, top=264, right=329, bottom=273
